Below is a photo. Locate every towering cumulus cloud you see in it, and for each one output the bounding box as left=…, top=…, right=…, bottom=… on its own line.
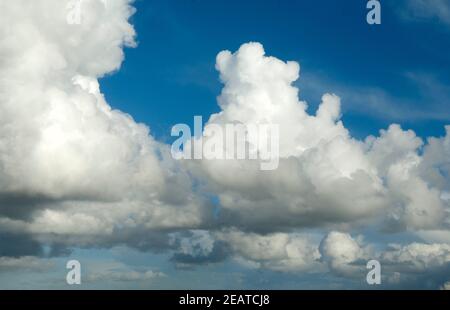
left=184, top=43, right=450, bottom=287
left=194, top=42, right=448, bottom=233
left=0, top=0, right=449, bottom=288
left=0, top=0, right=209, bottom=251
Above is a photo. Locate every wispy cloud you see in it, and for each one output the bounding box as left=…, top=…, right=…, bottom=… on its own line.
left=0, top=256, right=54, bottom=273
left=397, top=0, right=450, bottom=26
left=299, top=71, right=450, bottom=122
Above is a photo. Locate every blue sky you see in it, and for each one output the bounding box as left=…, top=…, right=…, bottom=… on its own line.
left=101, top=0, right=450, bottom=141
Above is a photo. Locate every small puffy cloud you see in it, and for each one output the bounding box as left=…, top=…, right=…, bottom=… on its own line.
left=380, top=243, right=450, bottom=272
left=319, top=233, right=450, bottom=288
left=216, top=230, right=321, bottom=272
left=366, top=124, right=446, bottom=231
left=319, top=231, right=370, bottom=277
left=170, top=230, right=229, bottom=266
left=376, top=242, right=450, bottom=288
left=420, top=126, right=450, bottom=192
left=441, top=281, right=450, bottom=290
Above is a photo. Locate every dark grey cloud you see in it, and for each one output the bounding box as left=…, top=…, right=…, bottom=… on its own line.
left=0, top=233, right=43, bottom=257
